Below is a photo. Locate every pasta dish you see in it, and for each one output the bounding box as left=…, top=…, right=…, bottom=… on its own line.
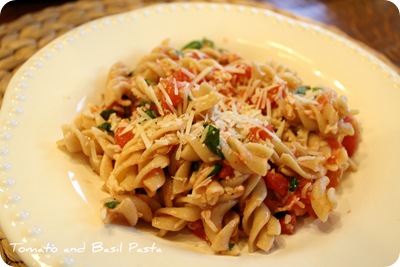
left=57, top=38, right=361, bottom=255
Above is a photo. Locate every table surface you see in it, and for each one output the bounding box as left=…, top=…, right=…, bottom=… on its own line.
left=1, top=0, right=400, bottom=68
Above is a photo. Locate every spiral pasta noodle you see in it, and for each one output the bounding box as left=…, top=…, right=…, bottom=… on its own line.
left=58, top=38, right=361, bottom=255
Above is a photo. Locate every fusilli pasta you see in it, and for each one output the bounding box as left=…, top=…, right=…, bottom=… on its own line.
left=58, top=38, right=361, bottom=255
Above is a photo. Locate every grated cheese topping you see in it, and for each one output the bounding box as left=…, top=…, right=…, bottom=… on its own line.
left=60, top=39, right=361, bottom=257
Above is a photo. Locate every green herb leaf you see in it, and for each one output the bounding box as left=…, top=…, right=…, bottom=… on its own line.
left=295, top=86, right=311, bottom=95
left=175, top=49, right=184, bottom=58
left=139, top=101, right=151, bottom=107
left=202, top=38, right=215, bottom=48
left=181, top=38, right=215, bottom=50
left=98, top=122, right=113, bottom=132
left=105, top=201, right=120, bottom=209
left=182, top=40, right=203, bottom=50
left=289, top=177, right=299, bottom=192
left=144, top=109, right=158, bottom=119
left=191, top=161, right=200, bottom=172
left=312, top=86, right=323, bottom=91
left=208, top=162, right=223, bottom=177
left=144, top=79, right=156, bottom=86
left=100, top=110, right=117, bottom=120
left=203, top=124, right=225, bottom=160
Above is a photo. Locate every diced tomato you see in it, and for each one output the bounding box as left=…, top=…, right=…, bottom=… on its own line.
left=263, top=198, right=280, bottom=213
left=188, top=220, right=207, bottom=241
left=316, top=93, right=329, bottom=105
left=230, top=63, right=252, bottom=86
left=343, top=116, right=353, bottom=124
left=267, top=86, right=279, bottom=100
left=114, top=127, right=134, bottom=148
left=326, top=135, right=359, bottom=164
left=248, top=127, right=260, bottom=142
left=243, top=64, right=252, bottom=78
left=218, top=84, right=236, bottom=96
left=251, top=85, right=281, bottom=112
left=159, top=78, right=184, bottom=107
left=217, top=162, right=234, bottom=179
left=258, top=129, right=270, bottom=141
left=327, top=169, right=341, bottom=188
left=172, top=69, right=191, bottom=82
left=282, top=194, right=306, bottom=217
left=248, top=124, right=274, bottom=142
left=341, top=116, right=359, bottom=157
left=326, top=137, right=341, bottom=150
left=342, top=134, right=358, bottom=157
left=279, top=212, right=297, bottom=235
left=264, top=171, right=289, bottom=199
left=294, top=180, right=317, bottom=218
left=307, top=205, right=318, bottom=218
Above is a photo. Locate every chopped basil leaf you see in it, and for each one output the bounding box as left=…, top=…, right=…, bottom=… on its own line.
left=144, top=109, right=158, bottom=119
left=203, top=124, right=225, bottom=160
left=182, top=40, right=202, bottom=50
left=144, top=79, right=156, bottom=86
left=139, top=101, right=152, bottom=107
left=191, top=161, right=200, bottom=172
left=202, top=38, right=215, bottom=48
left=181, top=38, right=215, bottom=50
left=295, top=86, right=311, bottom=95
left=100, top=110, right=117, bottom=120
left=289, top=177, right=299, bottom=192
left=105, top=201, right=119, bottom=209
left=295, top=86, right=323, bottom=95
left=312, top=86, right=323, bottom=91
left=98, top=122, right=113, bottom=132
left=175, top=49, right=183, bottom=58
left=228, top=243, right=235, bottom=250
left=208, top=162, right=223, bottom=177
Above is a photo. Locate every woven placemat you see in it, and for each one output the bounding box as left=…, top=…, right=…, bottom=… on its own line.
left=0, top=0, right=398, bottom=266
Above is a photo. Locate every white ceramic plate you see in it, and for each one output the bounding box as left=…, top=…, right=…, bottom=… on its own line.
left=0, top=3, right=399, bottom=267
